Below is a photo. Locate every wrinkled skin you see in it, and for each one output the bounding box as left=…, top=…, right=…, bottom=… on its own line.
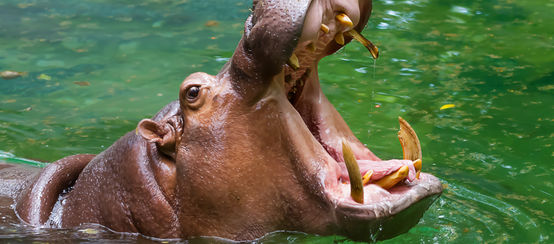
left=2, top=0, right=442, bottom=241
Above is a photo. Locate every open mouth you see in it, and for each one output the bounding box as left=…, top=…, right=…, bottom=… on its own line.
left=278, top=9, right=442, bottom=238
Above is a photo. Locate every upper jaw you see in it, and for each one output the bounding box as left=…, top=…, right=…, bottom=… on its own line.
left=283, top=2, right=378, bottom=104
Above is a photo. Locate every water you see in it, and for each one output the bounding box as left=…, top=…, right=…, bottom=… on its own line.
left=0, top=0, right=552, bottom=242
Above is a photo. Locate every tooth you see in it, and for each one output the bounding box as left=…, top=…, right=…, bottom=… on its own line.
left=336, top=13, right=354, bottom=27
left=397, top=117, right=422, bottom=175
left=335, top=32, right=345, bottom=45
left=362, top=170, right=373, bottom=185
left=320, top=24, right=330, bottom=33
left=307, top=42, right=316, bottom=52
left=287, top=53, right=300, bottom=70
left=413, top=159, right=422, bottom=179
left=342, top=140, right=364, bottom=204
left=398, top=117, right=422, bottom=178
left=346, top=30, right=379, bottom=59
left=374, top=165, right=409, bottom=189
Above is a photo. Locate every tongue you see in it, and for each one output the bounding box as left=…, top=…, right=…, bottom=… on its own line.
left=338, top=159, right=416, bottom=183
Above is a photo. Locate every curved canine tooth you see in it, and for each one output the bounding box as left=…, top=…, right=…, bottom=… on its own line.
left=335, top=32, right=345, bottom=45
left=320, top=23, right=330, bottom=33
left=362, top=170, right=373, bottom=185
left=398, top=117, right=422, bottom=179
left=287, top=53, right=300, bottom=70
left=346, top=30, right=379, bottom=59
left=336, top=13, right=354, bottom=27
left=375, top=165, right=409, bottom=189
left=342, top=140, right=364, bottom=204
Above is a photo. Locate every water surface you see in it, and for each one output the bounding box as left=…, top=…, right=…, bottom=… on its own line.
left=0, top=0, right=552, bottom=243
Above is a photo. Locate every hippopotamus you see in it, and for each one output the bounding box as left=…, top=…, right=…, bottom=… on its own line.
left=0, top=0, right=442, bottom=241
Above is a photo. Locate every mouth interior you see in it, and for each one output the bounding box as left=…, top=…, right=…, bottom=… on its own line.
left=281, top=13, right=423, bottom=206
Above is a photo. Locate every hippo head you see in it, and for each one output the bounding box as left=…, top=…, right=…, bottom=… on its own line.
left=136, top=0, right=442, bottom=241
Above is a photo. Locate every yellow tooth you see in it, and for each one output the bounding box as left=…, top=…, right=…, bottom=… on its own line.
left=413, top=159, right=422, bottom=179
left=374, top=165, right=409, bottom=189
left=362, top=170, right=373, bottom=185
left=320, top=23, right=330, bottom=33
left=397, top=117, right=422, bottom=178
left=398, top=116, right=422, bottom=160
left=346, top=30, right=379, bottom=59
left=307, top=42, right=316, bottom=52
left=287, top=53, right=300, bottom=70
left=342, top=140, right=364, bottom=204
left=336, top=13, right=354, bottom=27
left=335, top=32, right=345, bottom=45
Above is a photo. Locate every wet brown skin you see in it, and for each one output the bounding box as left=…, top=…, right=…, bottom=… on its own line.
left=5, top=0, right=442, bottom=241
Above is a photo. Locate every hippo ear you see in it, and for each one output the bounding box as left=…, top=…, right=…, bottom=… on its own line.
left=231, top=0, right=311, bottom=78
left=137, top=119, right=176, bottom=155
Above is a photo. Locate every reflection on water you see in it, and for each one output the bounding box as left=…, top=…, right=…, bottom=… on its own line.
left=0, top=0, right=552, bottom=242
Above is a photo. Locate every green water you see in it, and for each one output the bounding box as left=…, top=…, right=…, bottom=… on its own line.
left=0, top=0, right=552, bottom=243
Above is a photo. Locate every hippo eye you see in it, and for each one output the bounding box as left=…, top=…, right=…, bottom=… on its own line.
left=186, top=86, right=201, bottom=102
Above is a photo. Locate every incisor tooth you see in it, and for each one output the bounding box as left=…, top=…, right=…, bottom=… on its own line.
left=398, top=117, right=422, bottom=178
left=336, top=13, right=354, bottom=27
left=287, top=53, right=300, bottom=70
left=346, top=29, right=379, bottom=59
left=342, top=140, right=364, bottom=204
left=362, top=170, right=373, bottom=185
left=335, top=32, right=345, bottom=45
left=320, top=23, right=329, bottom=33
left=375, top=165, right=409, bottom=189
left=413, top=159, right=422, bottom=179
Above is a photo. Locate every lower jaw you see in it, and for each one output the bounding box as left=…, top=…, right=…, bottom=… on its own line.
left=333, top=181, right=442, bottom=242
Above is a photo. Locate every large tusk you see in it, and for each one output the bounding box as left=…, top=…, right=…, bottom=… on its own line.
left=346, top=30, right=379, bottom=59
left=342, top=140, right=364, bottom=204
left=287, top=53, right=300, bottom=70
left=336, top=13, right=354, bottom=27
left=398, top=117, right=422, bottom=179
left=374, top=165, right=409, bottom=189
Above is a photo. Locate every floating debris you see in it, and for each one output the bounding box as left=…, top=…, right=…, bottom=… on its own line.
left=205, top=20, right=219, bottom=27
left=73, top=81, right=90, bottom=86
left=440, top=104, right=456, bottom=110
left=152, top=20, right=164, bottom=28
left=37, top=74, right=52, bottom=81
left=1, top=70, right=25, bottom=80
